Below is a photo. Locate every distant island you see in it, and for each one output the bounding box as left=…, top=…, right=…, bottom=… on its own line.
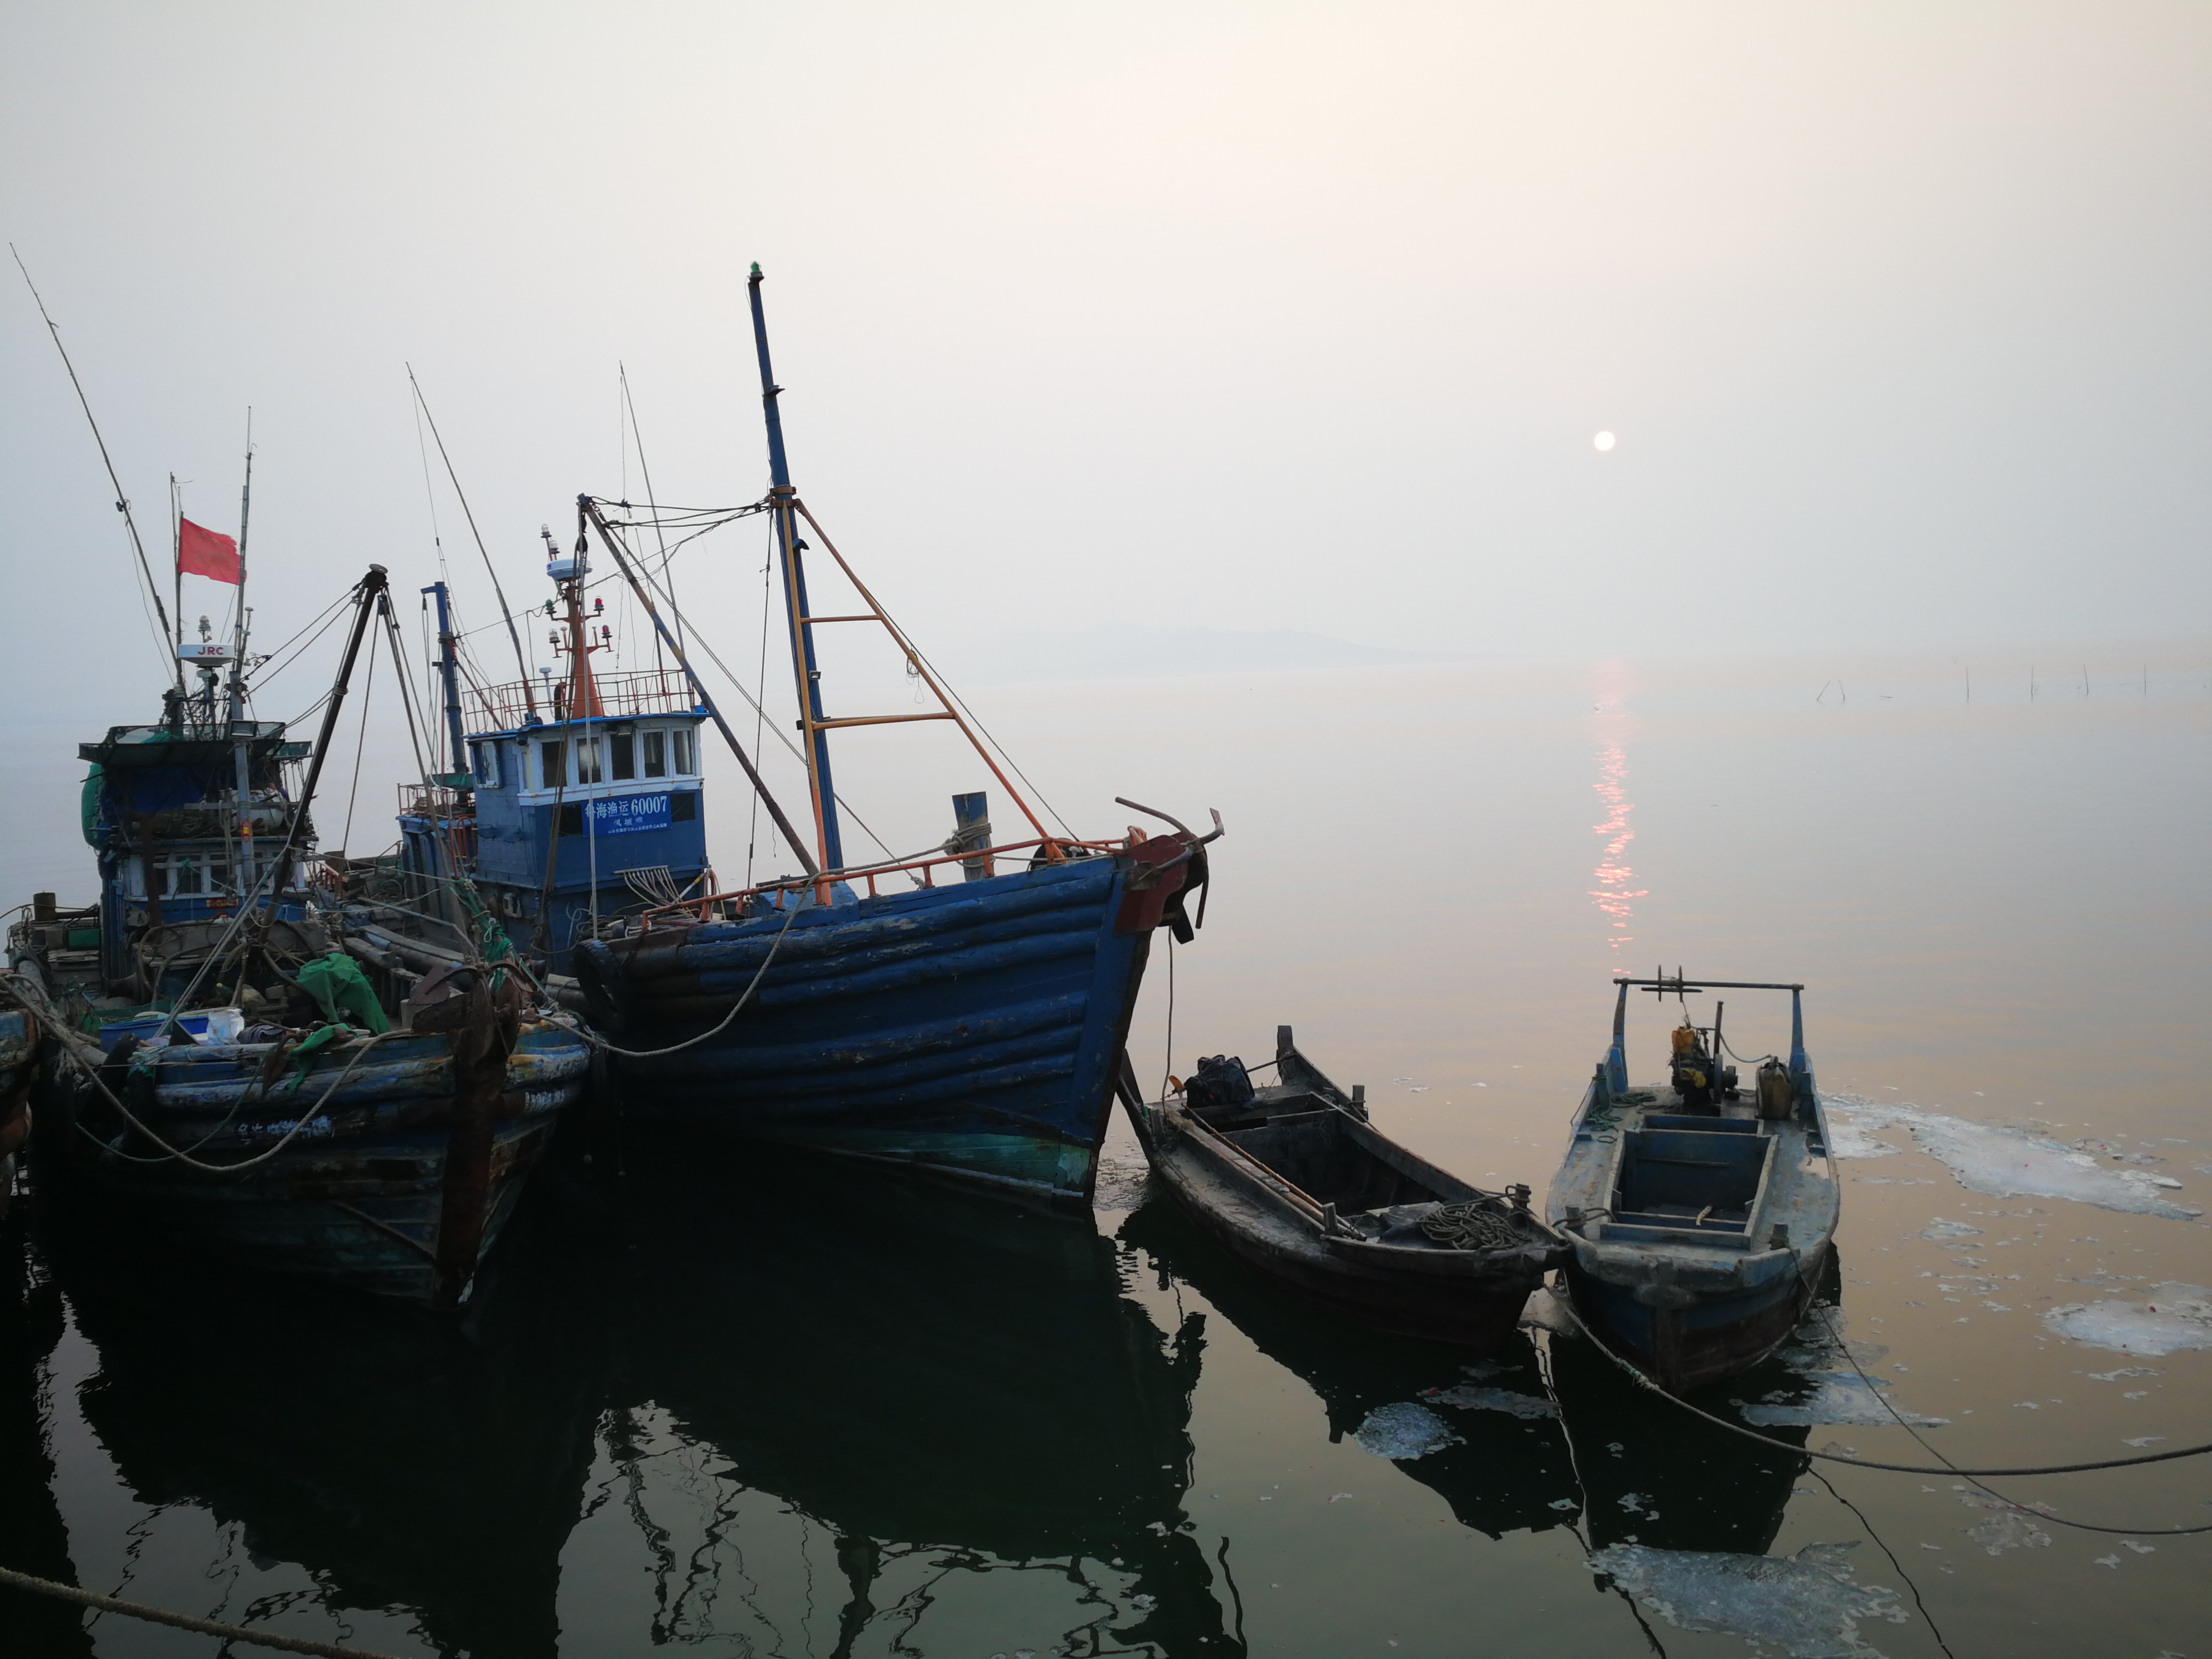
left=952, top=622, right=1485, bottom=683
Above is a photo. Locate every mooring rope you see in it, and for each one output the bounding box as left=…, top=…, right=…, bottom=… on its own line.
left=0, top=1564, right=409, bottom=1658
left=570, top=891, right=803, bottom=1060
left=1547, top=1287, right=2212, bottom=1495
left=1, top=970, right=411, bottom=1174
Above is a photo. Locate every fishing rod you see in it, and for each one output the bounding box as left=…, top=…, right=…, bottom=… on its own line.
left=12, top=245, right=178, bottom=687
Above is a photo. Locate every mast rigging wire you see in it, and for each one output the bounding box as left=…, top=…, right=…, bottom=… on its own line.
left=12, top=244, right=177, bottom=682
left=587, top=507, right=899, bottom=866
left=406, top=366, right=537, bottom=715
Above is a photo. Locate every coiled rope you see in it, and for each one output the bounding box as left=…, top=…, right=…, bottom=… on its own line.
left=1418, top=1200, right=1526, bottom=1251
left=0, top=1564, right=407, bottom=1658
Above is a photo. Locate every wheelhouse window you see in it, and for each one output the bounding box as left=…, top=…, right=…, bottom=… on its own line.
left=470, top=740, right=501, bottom=789
left=672, top=729, right=695, bottom=775
left=643, top=730, right=667, bottom=778
left=540, top=739, right=566, bottom=789
left=609, top=731, right=636, bottom=781
left=575, top=736, right=604, bottom=784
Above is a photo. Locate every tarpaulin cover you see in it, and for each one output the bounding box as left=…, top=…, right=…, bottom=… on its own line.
left=294, top=952, right=392, bottom=1033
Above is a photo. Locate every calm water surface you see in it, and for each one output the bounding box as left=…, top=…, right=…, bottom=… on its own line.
left=4, top=643, right=2209, bottom=1658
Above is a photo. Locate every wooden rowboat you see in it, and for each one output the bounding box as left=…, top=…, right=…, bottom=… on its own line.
left=1128, top=1027, right=1567, bottom=1352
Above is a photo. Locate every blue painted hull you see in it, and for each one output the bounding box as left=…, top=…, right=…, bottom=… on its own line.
left=578, top=855, right=1162, bottom=1199
left=1563, top=1254, right=1815, bottom=1394
left=54, top=1022, right=591, bottom=1304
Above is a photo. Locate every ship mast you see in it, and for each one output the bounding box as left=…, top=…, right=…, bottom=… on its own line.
left=229, top=435, right=256, bottom=907
left=747, top=263, right=845, bottom=877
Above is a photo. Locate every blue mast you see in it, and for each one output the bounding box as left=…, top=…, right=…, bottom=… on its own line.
left=424, top=581, right=468, bottom=778
left=747, top=262, right=845, bottom=874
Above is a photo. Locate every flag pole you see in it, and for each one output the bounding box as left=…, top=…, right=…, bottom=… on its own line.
left=169, top=474, right=182, bottom=670
left=230, top=420, right=256, bottom=906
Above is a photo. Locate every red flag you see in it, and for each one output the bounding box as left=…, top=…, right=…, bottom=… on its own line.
left=177, top=518, right=241, bottom=584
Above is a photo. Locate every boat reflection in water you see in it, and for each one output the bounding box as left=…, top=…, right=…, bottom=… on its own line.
left=603, top=1137, right=1240, bottom=1657
left=1546, top=1323, right=1810, bottom=1558
left=27, top=1138, right=1241, bottom=1657
left=1118, top=1196, right=1584, bottom=1541
left=39, top=1191, right=610, bottom=1659
left=1, top=1226, right=94, bottom=1657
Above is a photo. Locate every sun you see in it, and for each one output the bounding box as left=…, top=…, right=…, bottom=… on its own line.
left=1594, top=430, right=1617, bottom=453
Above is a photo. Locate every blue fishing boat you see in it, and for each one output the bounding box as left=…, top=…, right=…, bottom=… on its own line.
left=563, top=266, right=1220, bottom=1200
left=3, top=550, right=589, bottom=1306
left=1544, top=973, right=1839, bottom=1394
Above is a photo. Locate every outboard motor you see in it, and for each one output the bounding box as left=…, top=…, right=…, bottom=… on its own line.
left=1669, top=1022, right=1724, bottom=1112
left=1185, top=1054, right=1254, bottom=1113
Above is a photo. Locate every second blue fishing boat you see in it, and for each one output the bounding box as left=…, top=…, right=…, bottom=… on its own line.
left=567, top=266, right=1217, bottom=1201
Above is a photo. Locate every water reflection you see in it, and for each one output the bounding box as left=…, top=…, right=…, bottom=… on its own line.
left=601, top=1138, right=1236, bottom=1657
left=38, top=1191, right=610, bottom=1659
left=1118, top=1199, right=1582, bottom=1541
left=1589, top=683, right=1645, bottom=963
left=1, top=1226, right=94, bottom=1656
left=14, top=1142, right=1243, bottom=1658
left=1548, top=1333, right=1808, bottom=1558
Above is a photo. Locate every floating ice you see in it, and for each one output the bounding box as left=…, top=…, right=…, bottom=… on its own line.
left=2044, top=1285, right=2212, bottom=1356
left=1826, top=1117, right=1901, bottom=1160
left=1421, top=1384, right=1559, bottom=1419
left=1742, top=1375, right=1947, bottom=1429
left=1353, top=1401, right=1463, bottom=1460
left=1918, top=1219, right=1982, bottom=1241
left=1959, top=1494, right=2053, bottom=1556
left=1590, top=1541, right=1908, bottom=1658
left=1824, top=1097, right=2201, bottom=1220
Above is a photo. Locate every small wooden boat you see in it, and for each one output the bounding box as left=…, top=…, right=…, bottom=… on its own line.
left=1545, top=973, right=1839, bottom=1394
left=1128, top=1027, right=1568, bottom=1352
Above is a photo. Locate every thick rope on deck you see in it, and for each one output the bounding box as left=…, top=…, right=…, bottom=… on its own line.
left=0, top=1564, right=410, bottom=1658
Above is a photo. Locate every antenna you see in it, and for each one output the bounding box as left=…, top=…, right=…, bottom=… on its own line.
left=12, top=245, right=179, bottom=687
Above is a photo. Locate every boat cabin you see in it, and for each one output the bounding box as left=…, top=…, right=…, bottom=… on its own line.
left=395, top=673, right=711, bottom=966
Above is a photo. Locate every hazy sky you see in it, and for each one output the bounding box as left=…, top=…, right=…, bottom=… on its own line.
left=4, top=1, right=2208, bottom=731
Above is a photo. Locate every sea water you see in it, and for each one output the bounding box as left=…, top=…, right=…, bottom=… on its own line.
left=3, top=640, right=2207, bottom=1657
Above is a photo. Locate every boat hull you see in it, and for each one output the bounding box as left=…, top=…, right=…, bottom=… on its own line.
left=48, top=1021, right=591, bottom=1304
left=579, top=854, right=1169, bottom=1201
left=1152, top=1134, right=1550, bottom=1351
left=1560, top=1243, right=1826, bottom=1395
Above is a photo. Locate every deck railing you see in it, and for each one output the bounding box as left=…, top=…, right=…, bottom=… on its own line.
left=463, top=670, right=704, bottom=733
left=646, top=833, right=1139, bottom=922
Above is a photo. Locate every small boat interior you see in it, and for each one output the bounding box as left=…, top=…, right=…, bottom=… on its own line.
left=1556, top=977, right=1833, bottom=1257
left=1599, top=1107, right=1776, bottom=1246
left=1175, top=1030, right=1537, bottom=1250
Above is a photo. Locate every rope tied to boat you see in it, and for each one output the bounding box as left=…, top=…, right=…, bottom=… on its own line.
left=1418, top=1200, right=1525, bottom=1251
left=0, top=1564, right=408, bottom=1659
left=572, top=890, right=803, bottom=1059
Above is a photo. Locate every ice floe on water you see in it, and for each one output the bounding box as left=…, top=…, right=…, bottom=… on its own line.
left=1419, top=1383, right=1559, bottom=1419
left=1958, top=1492, right=2054, bottom=1555
left=1353, top=1401, right=1462, bottom=1459
left=1824, top=1116, right=1900, bottom=1160
left=1822, top=1095, right=2201, bottom=1220
left=1917, top=1219, right=1982, bottom=1241
left=2043, top=1283, right=2212, bottom=1355
left=1590, top=1541, right=1908, bottom=1658
left=1740, top=1310, right=1948, bottom=1428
